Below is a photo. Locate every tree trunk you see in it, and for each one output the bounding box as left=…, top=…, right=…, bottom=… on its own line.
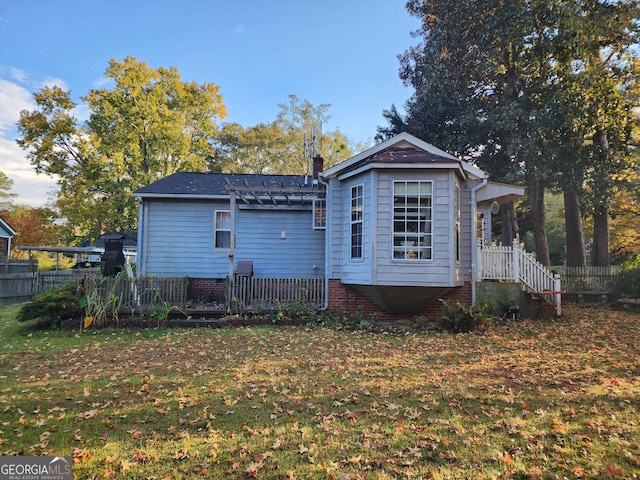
left=591, top=206, right=610, bottom=266
left=563, top=190, right=586, bottom=267
left=527, top=175, right=551, bottom=266
left=500, top=200, right=519, bottom=247
left=591, top=129, right=611, bottom=267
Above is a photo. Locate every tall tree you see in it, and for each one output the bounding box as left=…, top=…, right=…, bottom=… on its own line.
left=550, top=1, right=640, bottom=266
left=0, top=171, right=16, bottom=208
left=214, top=122, right=291, bottom=174
left=0, top=205, right=58, bottom=248
left=385, top=0, right=640, bottom=265
left=392, top=0, right=555, bottom=261
left=273, top=94, right=352, bottom=173
left=213, top=95, right=354, bottom=174
left=17, top=57, right=227, bottom=243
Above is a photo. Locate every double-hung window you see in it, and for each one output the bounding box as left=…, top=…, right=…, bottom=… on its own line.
left=214, top=210, right=231, bottom=248
left=350, top=184, right=363, bottom=259
left=313, top=198, right=326, bottom=230
left=393, top=181, right=432, bottom=260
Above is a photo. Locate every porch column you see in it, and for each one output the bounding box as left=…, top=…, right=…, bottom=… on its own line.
left=513, top=241, right=520, bottom=283
left=554, top=274, right=562, bottom=316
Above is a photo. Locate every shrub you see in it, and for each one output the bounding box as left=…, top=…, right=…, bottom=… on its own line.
left=437, top=298, right=494, bottom=333
left=17, top=282, right=81, bottom=329
left=609, top=256, right=640, bottom=300
left=284, top=291, right=318, bottom=321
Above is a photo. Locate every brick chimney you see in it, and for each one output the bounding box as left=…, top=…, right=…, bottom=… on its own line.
left=312, top=155, right=324, bottom=180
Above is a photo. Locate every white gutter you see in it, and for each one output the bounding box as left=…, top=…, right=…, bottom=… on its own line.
left=470, top=177, right=488, bottom=304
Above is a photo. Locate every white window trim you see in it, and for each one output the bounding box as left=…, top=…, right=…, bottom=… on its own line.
left=214, top=210, right=231, bottom=249
left=392, top=180, right=433, bottom=261
left=313, top=198, right=326, bottom=230
left=350, top=184, right=364, bottom=260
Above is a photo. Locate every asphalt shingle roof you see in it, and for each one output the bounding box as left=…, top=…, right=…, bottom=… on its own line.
left=133, top=172, right=318, bottom=198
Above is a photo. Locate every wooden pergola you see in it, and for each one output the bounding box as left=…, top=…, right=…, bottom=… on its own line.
left=223, top=177, right=325, bottom=280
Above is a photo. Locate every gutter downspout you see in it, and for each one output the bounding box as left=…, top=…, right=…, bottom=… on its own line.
left=470, top=177, right=488, bottom=305
left=318, top=172, right=330, bottom=310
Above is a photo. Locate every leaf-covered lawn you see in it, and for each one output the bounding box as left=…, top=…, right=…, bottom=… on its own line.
left=1, top=305, right=639, bottom=479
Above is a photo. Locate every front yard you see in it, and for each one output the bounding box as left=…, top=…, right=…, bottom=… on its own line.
left=0, top=304, right=638, bottom=479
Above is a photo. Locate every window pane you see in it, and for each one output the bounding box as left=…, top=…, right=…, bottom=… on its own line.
left=392, top=181, right=432, bottom=261
left=406, top=182, right=419, bottom=195
left=216, top=231, right=230, bottom=249
left=351, top=185, right=364, bottom=259
left=216, top=211, right=230, bottom=229
left=314, top=199, right=326, bottom=229
left=214, top=210, right=231, bottom=248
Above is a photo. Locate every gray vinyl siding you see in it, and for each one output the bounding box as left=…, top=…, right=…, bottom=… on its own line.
left=340, top=174, right=374, bottom=284
left=456, top=181, right=473, bottom=284
left=326, top=180, right=343, bottom=280
left=374, top=170, right=453, bottom=286
left=328, top=169, right=465, bottom=287
left=141, top=200, right=222, bottom=277
left=140, top=200, right=323, bottom=279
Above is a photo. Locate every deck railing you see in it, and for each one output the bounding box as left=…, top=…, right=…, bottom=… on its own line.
left=478, top=243, right=562, bottom=315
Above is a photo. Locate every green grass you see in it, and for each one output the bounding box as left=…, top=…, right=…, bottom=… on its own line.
left=1, top=304, right=639, bottom=479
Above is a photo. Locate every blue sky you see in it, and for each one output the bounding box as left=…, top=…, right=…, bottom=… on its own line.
left=0, top=1, right=419, bottom=207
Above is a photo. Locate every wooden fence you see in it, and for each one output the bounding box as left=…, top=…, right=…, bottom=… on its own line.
left=0, top=268, right=323, bottom=315
left=1, top=260, right=37, bottom=274
left=230, top=276, right=325, bottom=311
left=83, top=275, right=189, bottom=313
left=557, top=266, right=621, bottom=294
left=39, top=268, right=101, bottom=292
left=0, top=272, right=37, bottom=307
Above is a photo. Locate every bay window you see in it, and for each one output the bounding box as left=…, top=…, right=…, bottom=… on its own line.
left=393, top=181, right=432, bottom=260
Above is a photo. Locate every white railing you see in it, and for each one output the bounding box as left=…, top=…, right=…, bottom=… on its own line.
left=478, top=242, right=562, bottom=316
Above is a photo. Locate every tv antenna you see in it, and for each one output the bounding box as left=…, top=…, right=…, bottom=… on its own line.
left=304, top=123, right=322, bottom=174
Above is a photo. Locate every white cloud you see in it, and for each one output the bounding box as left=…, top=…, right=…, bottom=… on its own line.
left=0, top=76, right=56, bottom=206
left=9, top=67, right=28, bottom=83
left=40, top=76, right=68, bottom=91
left=0, top=137, right=57, bottom=207
left=92, top=74, right=112, bottom=89
left=74, top=103, right=90, bottom=122
left=0, top=78, right=34, bottom=134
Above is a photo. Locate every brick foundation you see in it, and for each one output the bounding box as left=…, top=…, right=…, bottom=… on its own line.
left=188, top=278, right=226, bottom=302
left=327, top=279, right=473, bottom=321
left=187, top=277, right=473, bottom=321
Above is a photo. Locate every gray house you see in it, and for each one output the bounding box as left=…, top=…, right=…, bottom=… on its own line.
left=133, top=172, right=326, bottom=301
left=0, top=216, right=17, bottom=261
left=133, top=133, right=527, bottom=317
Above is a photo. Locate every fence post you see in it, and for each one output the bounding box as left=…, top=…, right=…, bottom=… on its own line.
left=513, top=241, right=520, bottom=283
left=476, top=241, right=481, bottom=281
left=554, top=274, right=562, bottom=316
